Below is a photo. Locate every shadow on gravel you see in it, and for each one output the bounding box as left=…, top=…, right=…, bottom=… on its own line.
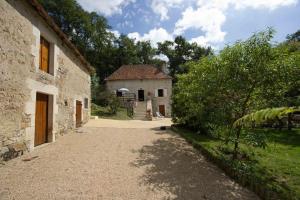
left=131, top=131, right=258, bottom=200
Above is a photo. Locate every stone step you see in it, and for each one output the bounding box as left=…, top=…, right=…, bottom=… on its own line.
left=135, top=111, right=146, bottom=114
left=134, top=116, right=147, bottom=120
left=135, top=113, right=146, bottom=116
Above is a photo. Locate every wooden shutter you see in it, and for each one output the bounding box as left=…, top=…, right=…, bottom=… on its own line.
left=164, top=89, right=167, bottom=97
left=155, top=89, right=158, bottom=97
left=39, top=37, right=50, bottom=73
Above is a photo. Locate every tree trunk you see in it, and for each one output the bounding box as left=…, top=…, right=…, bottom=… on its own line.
left=233, top=127, right=241, bottom=159
left=287, top=113, right=292, bottom=131
left=233, top=83, right=256, bottom=159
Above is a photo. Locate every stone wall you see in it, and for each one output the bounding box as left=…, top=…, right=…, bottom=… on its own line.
left=0, top=0, right=91, bottom=159
left=106, top=79, right=172, bottom=117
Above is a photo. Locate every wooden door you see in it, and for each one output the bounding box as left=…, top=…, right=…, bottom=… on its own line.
left=138, top=89, right=144, bottom=101
left=35, top=93, right=48, bottom=146
left=159, top=105, right=165, bottom=116
left=76, top=101, right=82, bottom=128
left=39, top=36, right=50, bottom=73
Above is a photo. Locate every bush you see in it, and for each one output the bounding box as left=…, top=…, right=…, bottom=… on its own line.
left=107, top=94, right=120, bottom=114
left=172, top=28, right=300, bottom=154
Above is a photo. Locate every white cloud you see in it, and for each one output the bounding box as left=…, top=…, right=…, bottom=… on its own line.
left=174, top=6, right=226, bottom=43
left=128, top=28, right=173, bottom=47
left=77, top=0, right=135, bottom=16
left=153, top=54, right=169, bottom=62
left=232, top=0, right=298, bottom=10
left=150, top=0, right=184, bottom=20
left=174, top=0, right=298, bottom=47
left=108, top=30, right=121, bottom=38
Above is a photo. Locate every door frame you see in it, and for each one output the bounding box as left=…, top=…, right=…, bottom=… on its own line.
left=75, top=100, right=83, bottom=128
left=138, top=89, right=145, bottom=101
left=158, top=105, right=166, bottom=116
left=34, top=92, right=54, bottom=147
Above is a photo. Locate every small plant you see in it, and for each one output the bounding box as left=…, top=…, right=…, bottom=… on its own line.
left=107, top=94, right=120, bottom=114
left=243, top=130, right=267, bottom=149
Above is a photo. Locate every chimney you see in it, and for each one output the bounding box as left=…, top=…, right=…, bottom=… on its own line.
left=161, top=62, right=169, bottom=75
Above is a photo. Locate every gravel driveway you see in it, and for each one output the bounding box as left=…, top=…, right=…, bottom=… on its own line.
left=0, top=119, right=258, bottom=200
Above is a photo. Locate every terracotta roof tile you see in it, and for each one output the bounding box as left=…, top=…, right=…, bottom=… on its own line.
left=105, top=65, right=172, bottom=81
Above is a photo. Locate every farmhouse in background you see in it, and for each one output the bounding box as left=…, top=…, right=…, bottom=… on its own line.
left=0, top=0, right=92, bottom=157
left=105, top=64, right=172, bottom=119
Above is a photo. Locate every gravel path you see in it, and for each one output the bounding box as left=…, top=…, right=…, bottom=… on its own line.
left=0, top=119, right=259, bottom=200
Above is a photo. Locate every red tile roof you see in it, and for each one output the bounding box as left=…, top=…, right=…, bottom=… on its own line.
left=105, top=65, right=172, bottom=81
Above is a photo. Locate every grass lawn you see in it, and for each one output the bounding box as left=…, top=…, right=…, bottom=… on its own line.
left=91, top=103, right=132, bottom=120
left=172, top=126, right=300, bottom=200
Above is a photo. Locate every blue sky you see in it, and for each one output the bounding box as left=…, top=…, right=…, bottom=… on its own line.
left=77, top=0, right=300, bottom=50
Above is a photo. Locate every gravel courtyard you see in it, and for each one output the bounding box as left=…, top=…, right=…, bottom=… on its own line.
left=0, top=119, right=258, bottom=200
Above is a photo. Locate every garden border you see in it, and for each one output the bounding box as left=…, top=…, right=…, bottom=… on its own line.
left=171, top=125, right=296, bottom=200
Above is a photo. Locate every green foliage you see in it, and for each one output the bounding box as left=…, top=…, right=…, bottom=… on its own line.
left=173, top=126, right=300, bottom=199
left=243, top=130, right=267, bottom=148
left=157, top=36, right=213, bottom=80
left=173, top=28, right=300, bottom=132
left=91, top=103, right=131, bottom=120
left=287, top=30, right=300, bottom=42
left=38, top=0, right=170, bottom=85
left=107, top=94, right=121, bottom=114
left=234, top=107, right=300, bottom=128
left=172, top=28, right=300, bottom=155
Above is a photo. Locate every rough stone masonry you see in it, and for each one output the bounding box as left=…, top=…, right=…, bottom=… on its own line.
left=0, top=0, right=92, bottom=160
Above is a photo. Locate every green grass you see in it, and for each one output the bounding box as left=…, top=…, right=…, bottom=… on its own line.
left=172, top=126, right=300, bottom=200
left=253, top=129, right=300, bottom=197
left=91, top=103, right=132, bottom=120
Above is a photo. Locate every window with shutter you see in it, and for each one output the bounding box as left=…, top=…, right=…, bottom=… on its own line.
left=39, top=36, right=50, bottom=73
left=158, top=89, right=164, bottom=97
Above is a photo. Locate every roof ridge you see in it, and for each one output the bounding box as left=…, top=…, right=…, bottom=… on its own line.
left=105, top=64, right=172, bottom=81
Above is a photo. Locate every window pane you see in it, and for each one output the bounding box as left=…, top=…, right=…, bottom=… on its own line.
left=158, top=89, right=164, bottom=97
left=84, top=98, right=88, bottom=109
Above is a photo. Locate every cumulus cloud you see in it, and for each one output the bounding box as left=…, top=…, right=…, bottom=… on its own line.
left=174, top=6, right=226, bottom=44
left=231, top=0, right=298, bottom=10
left=150, top=0, right=184, bottom=20
left=153, top=54, right=169, bottom=62
left=77, top=0, right=135, bottom=16
left=174, top=0, right=298, bottom=46
left=108, top=30, right=121, bottom=38
left=128, top=28, right=173, bottom=47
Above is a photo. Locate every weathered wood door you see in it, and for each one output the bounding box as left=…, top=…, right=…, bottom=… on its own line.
left=76, top=101, right=82, bottom=128
left=159, top=105, right=165, bottom=116
left=35, top=93, right=48, bottom=146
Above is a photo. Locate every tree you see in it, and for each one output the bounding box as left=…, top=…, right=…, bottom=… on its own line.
left=233, top=107, right=300, bottom=128
left=287, top=30, right=300, bottom=42
left=172, top=28, right=300, bottom=158
left=157, top=36, right=212, bottom=79
left=136, top=41, right=156, bottom=64
left=38, top=0, right=119, bottom=84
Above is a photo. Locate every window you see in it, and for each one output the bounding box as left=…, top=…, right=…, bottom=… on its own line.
left=158, top=89, right=164, bottom=97
left=116, top=91, right=122, bottom=97
left=84, top=98, right=88, bottom=109
left=39, top=36, right=50, bottom=73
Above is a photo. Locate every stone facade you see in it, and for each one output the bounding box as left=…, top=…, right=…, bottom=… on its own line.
left=0, top=0, right=91, bottom=157
left=106, top=79, right=172, bottom=117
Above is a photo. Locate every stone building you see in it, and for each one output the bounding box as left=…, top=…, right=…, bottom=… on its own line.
left=0, top=0, right=92, bottom=156
left=105, top=65, right=172, bottom=119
